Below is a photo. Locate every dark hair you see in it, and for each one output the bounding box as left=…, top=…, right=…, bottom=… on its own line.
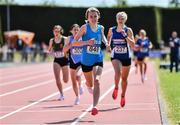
left=70, top=24, right=80, bottom=31
left=53, top=25, right=64, bottom=34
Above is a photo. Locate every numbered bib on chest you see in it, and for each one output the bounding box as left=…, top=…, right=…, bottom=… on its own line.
left=72, top=48, right=82, bottom=55
left=114, top=46, right=127, bottom=54
left=140, top=48, right=148, bottom=53
left=53, top=51, right=64, bottom=58
left=87, top=46, right=100, bottom=54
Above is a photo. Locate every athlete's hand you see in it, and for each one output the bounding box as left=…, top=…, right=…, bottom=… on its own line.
left=121, top=30, right=128, bottom=39
left=106, top=44, right=111, bottom=53
left=87, top=38, right=95, bottom=46
left=46, top=50, right=53, bottom=56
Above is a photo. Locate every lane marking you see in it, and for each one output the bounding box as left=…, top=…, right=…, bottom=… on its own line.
left=0, top=86, right=72, bottom=120
left=0, top=108, right=158, bottom=113
left=0, top=67, right=113, bottom=120
left=0, top=73, right=52, bottom=87
left=71, top=67, right=134, bottom=125
left=1, top=69, right=51, bottom=80
left=0, top=80, right=54, bottom=97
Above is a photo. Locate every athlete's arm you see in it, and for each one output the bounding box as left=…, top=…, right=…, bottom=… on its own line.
left=63, top=36, right=71, bottom=53
left=107, top=28, right=113, bottom=52
left=125, top=28, right=135, bottom=48
left=149, top=41, right=153, bottom=49
left=73, top=24, right=95, bottom=47
left=101, top=26, right=109, bottom=47
left=47, top=39, right=53, bottom=52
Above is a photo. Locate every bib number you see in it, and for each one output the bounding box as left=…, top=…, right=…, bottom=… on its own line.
left=87, top=46, right=100, bottom=54
left=72, top=48, right=82, bottom=55
left=53, top=51, right=64, bottom=58
left=140, top=48, right=148, bottom=53
left=114, top=46, right=127, bottom=54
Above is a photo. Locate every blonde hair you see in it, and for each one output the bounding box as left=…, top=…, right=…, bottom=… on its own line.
left=140, top=29, right=146, bottom=36
left=53, top=25, right=64, bottom=34
left=116, top=11, right=128, bottom=22
left=85, top=7, right=100, bottom=19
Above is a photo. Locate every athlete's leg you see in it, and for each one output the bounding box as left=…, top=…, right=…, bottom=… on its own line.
left=120, top=65, right=131, bottom=107
left=53, top=63, right=63, bottom=95
left=111, top=59, right=121, bottom=100
left=62, top=65, right=69, bottom=83
left=93, top=66, right=103, bottom=107
left=91, top=65, right=103, bottom=115
left=76, top=67, right=84, bottom=95
left=121, top=66, right=130, bottom=97
left=70, top=68, right=79, bottom=97
left=111, top=59, right=121, bottom=88
left=138, top=60, right=144, bottom=82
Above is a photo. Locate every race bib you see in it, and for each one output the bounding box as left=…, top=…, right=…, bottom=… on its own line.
left=140, top=48, right=148, bottom=53
left=87, top=46, right=100, bottom=54
left=114, top=46, right=127, bottom=54
left=72, top=48, right=82, bottom=55
left=53, top=51, right=64, bottom=58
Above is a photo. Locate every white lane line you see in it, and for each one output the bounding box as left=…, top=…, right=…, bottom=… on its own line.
left=0, top=103, right=156, bottom=108
left=0, top=65, right=51, bottom=77
left=71, top=85, right=115, bottom=125
left=0, top=73, right=52, bottom=87
left=0, top=108, right=158, bottom=113
left=0, top=86, right=72, bottom=120
left=1, top=69, right=51, bottom=80
left=0, top=67, right=113, bottom=120
left=0, top=67, right=112, bottom=97
left=0, top=80, right=54, bottom=97
left=71, top=67, right=135, bottom=125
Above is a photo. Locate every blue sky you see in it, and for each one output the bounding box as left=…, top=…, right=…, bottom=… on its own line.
left=14, top=0, right=169, bottom=7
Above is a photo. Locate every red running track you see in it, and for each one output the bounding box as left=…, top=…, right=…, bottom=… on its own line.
left=0, top=61, right=162, bottom=124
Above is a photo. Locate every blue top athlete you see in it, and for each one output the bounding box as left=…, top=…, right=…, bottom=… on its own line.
left=107, top=11, right=135, bottom=108
left=136, top=29, right=152, bottom=83
left=71, top=7, right=109, bottom=116
left=63, top=24, right=84, bottom=105
left=136, top=35, right=151, bottom=60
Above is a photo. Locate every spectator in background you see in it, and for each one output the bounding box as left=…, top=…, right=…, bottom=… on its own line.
left=169, top=31, right=180, bottom=72
left=21, top=44, right=30, bottom=62
left=40, top=42, right=48, bottom=62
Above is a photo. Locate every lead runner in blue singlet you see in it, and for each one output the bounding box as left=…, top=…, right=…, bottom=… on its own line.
left=71, top=7, right=109, bottom=116
left=63, top=24, right=84, bottom=105
left=107, top=11, right=135, bottom=108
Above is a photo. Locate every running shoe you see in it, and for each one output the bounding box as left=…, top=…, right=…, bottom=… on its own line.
left=87, top=87, right=93, bottom=94
left=120, top=96, right=126, bottom=107
left=58, top=94, right=64, bottom=101
left=112, top=87, right=118, bottom=100
left=91, top=107, right=98, bottom=115
left=79, top=86, right=84, bottom=95
left=74, top=96, right=80, bottom=105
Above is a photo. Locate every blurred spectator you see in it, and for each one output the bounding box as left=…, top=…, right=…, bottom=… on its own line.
left=40, top=42, right=48, bottom=62
left=160, top=40, right=168, bottom=61
left=7, top=43, right=15, bottom=62
left=31, top=42, right=41, bottom=62
left=169, top=31, right=180, bottom=72
left=21, top=44, right=31, bottom=62
left=1, top=44, right=8, bottom=62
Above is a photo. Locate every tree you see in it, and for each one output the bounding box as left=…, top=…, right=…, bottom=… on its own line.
left=40, top=0, right=57, bottom=7
left=0, top=0, right=16, bottom=5
left=169, top=0, right=180, bottom=7
left=116, top=0, right=127, bottom=7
